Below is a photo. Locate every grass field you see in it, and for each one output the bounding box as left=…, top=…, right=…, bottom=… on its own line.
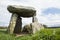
left=0, top=27, right=60, bottom=40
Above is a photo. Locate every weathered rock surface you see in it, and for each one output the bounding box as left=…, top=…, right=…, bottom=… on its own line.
left=7, top=5, right=36, bottom=17
left=22, top=17, right=44, bottom=34
left=22, top=24, right=32, bottom=34
left=7, top=14, right=18, bottom=34
left=13, top=16, right=22, bottom=34
left=31, top=17, right=44, bottom=34
left=32, top=16, right=38, bottom=22
left=22, top=22, right=44, bottom=34
left=31, top=22, right=44, bottom=34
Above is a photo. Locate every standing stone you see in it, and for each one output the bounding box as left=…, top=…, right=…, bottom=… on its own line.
left=22, top=24, right=32, bottom=34
left=32, top=16, right=38, bottom=22
left=13, top=16, right=22, bottom=34
left=32, top=16, right=34, bottom=22
left=7, top=13, right=18, bottom=34
left=31, top=22, right=44, bottom=34
left=31, top=17, right=44, bottom=34
left=22, top=17, right=44, bottom=34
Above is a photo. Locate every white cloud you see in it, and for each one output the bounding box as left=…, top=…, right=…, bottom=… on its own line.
left=0, top=0, right=60, bottom=27
left=38, top=13, right=60, bottom=27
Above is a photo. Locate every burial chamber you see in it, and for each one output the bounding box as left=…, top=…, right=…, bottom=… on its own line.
left=7, top=5, right=36, bottom=34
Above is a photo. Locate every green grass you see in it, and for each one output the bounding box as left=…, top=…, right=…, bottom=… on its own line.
left=0, top=28, right=60, bottom=40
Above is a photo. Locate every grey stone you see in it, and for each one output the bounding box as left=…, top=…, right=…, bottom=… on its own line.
left=22, top=22, right=44, bottom=34
left=7, top=13, right=18, bottom=34
left=13, top=16, right=22, bottom=34
left=31, top=22, right=44, bottom=34
left=7, top=5, right=36, bottom=17
left=22, top=17, right=44, bottom=34
left=32, top=16, right=38, bottom=22
left=22, top=24, right=32, bottom=34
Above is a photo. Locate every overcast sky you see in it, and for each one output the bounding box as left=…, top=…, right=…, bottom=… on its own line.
left=0, top=0, right=60, bottom=27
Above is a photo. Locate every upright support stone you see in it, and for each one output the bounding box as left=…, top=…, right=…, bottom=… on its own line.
left=32, top=16, right=38, bottom=22
left=32, top=16, right=34, bottom=22
left=32, top=12, right=36, bottom=22
left=7, top=13, right=18, bottom=34
left=14, top=16, right=22, bottom=34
